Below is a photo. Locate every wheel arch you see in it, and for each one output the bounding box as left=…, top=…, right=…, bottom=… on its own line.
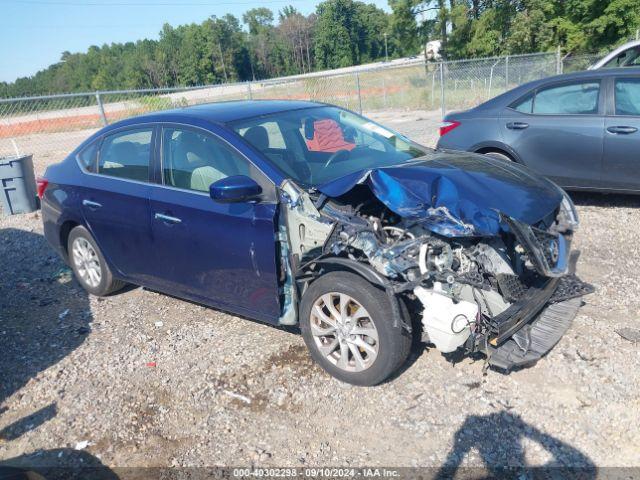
left=59, top=218, right=82, bottom=262
left=471, top=141, right=523, bottom=163
left=306, top=257, right=388, bottom=288
left=296, top=257, right=411, bottom=332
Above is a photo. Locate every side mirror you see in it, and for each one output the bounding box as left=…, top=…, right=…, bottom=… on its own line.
left=209, top=175, right=262, bottom=203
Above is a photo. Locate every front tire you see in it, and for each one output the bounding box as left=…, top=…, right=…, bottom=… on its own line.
left=67, top=226, right=125, bottom=296
left=299, top=271, right=411, bottom=386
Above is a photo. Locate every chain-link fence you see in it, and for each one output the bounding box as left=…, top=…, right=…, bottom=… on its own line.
left=0, top=51, right=602, bottom=175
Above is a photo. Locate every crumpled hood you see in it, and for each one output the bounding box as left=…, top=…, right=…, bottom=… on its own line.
left=317, top=151, right=563, bottom=237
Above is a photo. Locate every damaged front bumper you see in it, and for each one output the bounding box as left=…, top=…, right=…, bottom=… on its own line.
left=477, top=274, right=594, bottom=371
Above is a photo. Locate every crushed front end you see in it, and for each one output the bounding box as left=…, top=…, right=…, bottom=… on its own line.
left=278, top=161, right=594, bottom=373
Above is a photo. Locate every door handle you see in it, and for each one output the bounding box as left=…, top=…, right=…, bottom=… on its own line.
left=506, top=122, right=529, bottom=130
left=154, top=213, right=182, bottom=224
left=82, top=199, right=102, bottom=209
left=607, top=126, right=638, bottom=135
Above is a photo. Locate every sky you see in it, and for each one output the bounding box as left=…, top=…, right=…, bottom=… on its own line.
left=0, top=0, right=391, bottom=83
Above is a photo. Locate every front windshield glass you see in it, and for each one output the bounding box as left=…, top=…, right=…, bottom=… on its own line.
left=229, top=106, right=430, bottom=186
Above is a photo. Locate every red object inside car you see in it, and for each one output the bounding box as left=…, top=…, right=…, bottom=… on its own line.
left=305, top=119, right=356, bottom=153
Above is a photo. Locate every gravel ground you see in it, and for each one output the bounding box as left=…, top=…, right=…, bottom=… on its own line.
left=1, top=111, right=639, bottom=475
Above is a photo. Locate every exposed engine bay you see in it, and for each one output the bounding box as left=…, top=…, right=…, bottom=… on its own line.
left=277, top=177, right=593, bottom=370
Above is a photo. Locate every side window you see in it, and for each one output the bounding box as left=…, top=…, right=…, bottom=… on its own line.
left=615, top=78, right=640, bottom=116
left=77, top=141, right=98, bottom=173
left=511, top=93, right=533, bottom=113
left=98, top=128, right=152, bottom=181
left=532, top=82, right=600, bottom=115
left=162, top=127, right=259, bottom=193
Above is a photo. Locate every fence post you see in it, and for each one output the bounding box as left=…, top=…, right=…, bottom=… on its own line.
left=382, top=76, right=387, bottom=108
left=488, top=58, right=500, bottom=99
left=431, top=70, right=436, bottom=108
left=439, top=62, right=445, bottom=119
left=95, top=92, right=108, bottom=126
left=246, top=81, right=253, bottom=100
left=505, top=55, right=509, bottom=87
left=355, top=72, right=363, bottom=114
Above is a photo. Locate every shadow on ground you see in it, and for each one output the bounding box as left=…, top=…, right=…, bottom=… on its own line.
left=0, top=228, right=115, bottom=477
left=0, top=449, right=118, bottom=480
left=436, top=411, right=596, bottom=479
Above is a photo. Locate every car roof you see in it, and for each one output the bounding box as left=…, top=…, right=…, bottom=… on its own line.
left=472, top=67, right=640, bottom=112
left=590, top=40, right=640, bottom=69
left=114, top=99, right=325, bottom=127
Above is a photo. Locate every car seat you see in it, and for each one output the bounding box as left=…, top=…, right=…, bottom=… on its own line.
left=171, top=133, right=227, bottom=191
left=305, top=119, right=356, bottom=153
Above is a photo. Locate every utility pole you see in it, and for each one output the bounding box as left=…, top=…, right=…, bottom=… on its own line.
left=384, top=33, right=389, bottom=62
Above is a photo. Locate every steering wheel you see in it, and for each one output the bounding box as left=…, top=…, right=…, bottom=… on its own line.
left=323, top=149, right=351, bottom=168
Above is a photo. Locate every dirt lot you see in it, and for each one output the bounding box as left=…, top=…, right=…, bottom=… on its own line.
left=1, top=111, right=639, bottom=476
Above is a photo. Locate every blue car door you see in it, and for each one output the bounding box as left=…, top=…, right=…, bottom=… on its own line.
left=80, top=126, right=155, bottom=284
left=602, top=75, right=640, bottom=190
left=148, top=124, right=281, bottom=322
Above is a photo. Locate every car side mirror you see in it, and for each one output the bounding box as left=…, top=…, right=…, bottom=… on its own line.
left=209, top=175, right=262, bottom=203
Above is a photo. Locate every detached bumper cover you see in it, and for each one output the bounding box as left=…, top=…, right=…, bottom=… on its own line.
left=483, top=275, right=594, bottom=371
left=487, top=298, right=582, bottom=371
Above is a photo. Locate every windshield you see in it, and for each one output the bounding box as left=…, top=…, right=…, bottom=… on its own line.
left=229, top=106, right=430, bottom=186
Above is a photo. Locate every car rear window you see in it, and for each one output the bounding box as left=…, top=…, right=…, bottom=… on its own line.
left=98, top=128, right=153, bottom=182
left=615, top=78, right=640, bottom=116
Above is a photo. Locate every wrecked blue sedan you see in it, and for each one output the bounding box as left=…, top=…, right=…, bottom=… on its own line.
left=40, top=101, right=593, bottom=386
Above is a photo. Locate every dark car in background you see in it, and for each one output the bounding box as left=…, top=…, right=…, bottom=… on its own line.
left=39, top=100, right=592, bottom=386
left=436, top=68, right=640, bottom=193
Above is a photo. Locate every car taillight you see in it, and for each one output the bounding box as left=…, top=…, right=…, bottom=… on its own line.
left=439, top=120, right=460, bottom=137
left=36, top=177, right=49, bottom=199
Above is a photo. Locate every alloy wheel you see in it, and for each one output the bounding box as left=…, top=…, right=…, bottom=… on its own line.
left=310, top=292, right=379, bottom=372
left=71, top=237, right=102, bottom=288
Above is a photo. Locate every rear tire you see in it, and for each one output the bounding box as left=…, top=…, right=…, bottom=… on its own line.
left=299, top=271, right=411, bottom=386
left=67, top=226, right=126, bottom=297
left=483, top=151, right=512, bottom=162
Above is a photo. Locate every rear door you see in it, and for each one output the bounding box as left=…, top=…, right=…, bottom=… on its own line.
left=80, top=126, right=155, bottom=284
left=501, top=79, right=605, bottom=188
left=148, top=124, right=281, bottom=321
left=602, top=76, right=640, bottom=190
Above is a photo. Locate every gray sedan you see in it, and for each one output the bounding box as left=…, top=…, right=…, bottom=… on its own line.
left=436, top=67, right=640, bottom=192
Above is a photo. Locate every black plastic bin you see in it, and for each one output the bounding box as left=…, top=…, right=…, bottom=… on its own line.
left=0, top=155, right=38, bottom=215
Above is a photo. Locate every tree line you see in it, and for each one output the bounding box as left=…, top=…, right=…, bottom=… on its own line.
left=1, top=0, right=638, bottom=97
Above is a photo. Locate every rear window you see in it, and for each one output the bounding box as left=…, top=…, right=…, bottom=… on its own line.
left=98, top=128, right=153, bottom=182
